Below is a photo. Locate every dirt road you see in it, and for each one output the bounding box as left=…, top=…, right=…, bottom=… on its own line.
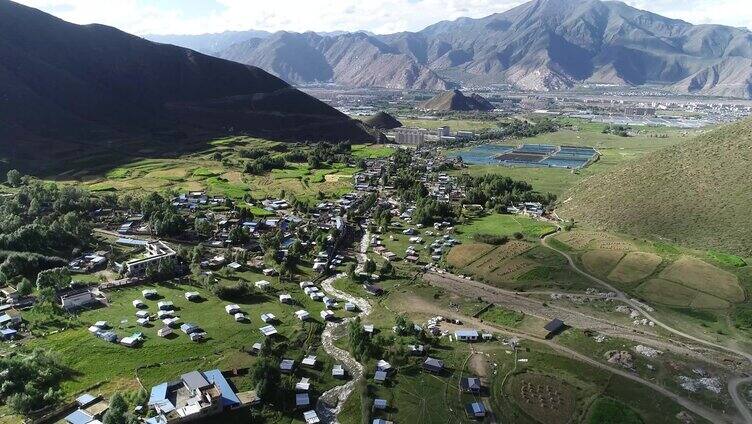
left=316, top=232, right=372, bottom=423
left=397, top=292, right=730, bottom=424
left=541, top=230, right=752, bottom=423
left=422, top=272, right=735, bottom=364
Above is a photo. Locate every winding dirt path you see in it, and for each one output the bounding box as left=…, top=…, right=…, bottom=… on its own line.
left=315, top=231, right=372, bottom=423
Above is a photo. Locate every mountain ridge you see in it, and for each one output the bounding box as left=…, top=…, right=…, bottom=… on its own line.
left=0, top=0, right=376, bottom=171
left=202, top=0, right=752, bottom=98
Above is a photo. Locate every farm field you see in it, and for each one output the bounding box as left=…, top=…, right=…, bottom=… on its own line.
left=552, top=227, right=752, bottom=346
left=52, top=136, right=361, bottom=202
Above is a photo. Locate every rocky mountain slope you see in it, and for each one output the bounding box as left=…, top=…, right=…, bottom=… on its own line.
left=0, top=0, right=375, bottom=169
left=559, top=118, right=752, bottom=256
left=420, top=90, right=494, bottom=111
left=213, top=0, right=752, bottom=98
left=146, top=30, right=272, bottom=55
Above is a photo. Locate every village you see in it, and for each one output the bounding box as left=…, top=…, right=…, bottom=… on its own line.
left=0, top=142, right=567, bottom=424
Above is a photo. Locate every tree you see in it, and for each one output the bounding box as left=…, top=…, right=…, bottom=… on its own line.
left=228, top=227, right=250, bottom=246
left=380, top=261, right=394, bottom=277
left=346, top=263, right=357, bottom=280
left=102, top=393, right=128, bottom=424
left=16, top=278, right=33, bottom=296
left=249, top=357, right=281, bottom=401
left=194, top=218, right=212, bottom=237
left=35, top=267, right=71, bottom=290
left=363, top=259, right=376, bottom=274
left=6, top=169, right=21, bottom=187
left=0, top=349, right=65, bottom=416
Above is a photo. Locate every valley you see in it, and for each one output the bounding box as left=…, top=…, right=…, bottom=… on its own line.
left=2, top=1, right=752, bottom=424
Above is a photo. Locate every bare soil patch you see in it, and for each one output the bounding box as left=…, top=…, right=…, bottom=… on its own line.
left=509, top=372, right=576, bottom=424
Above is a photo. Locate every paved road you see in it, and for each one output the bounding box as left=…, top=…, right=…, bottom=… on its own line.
left=541, top=230, right=752, bottom=424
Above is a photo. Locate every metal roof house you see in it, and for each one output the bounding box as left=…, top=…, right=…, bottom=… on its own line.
left=466, top=402, right=487, bottom=418
left=259, top=325, right=278, bottom=337
left=332, top=364, right=346, bottom=379
left=147, top=369, right=241, bottom=423
left=280, top=359, right=295, bottom=373
left=460, top=377, right=483, bottom=393
left=454, top=329, right=479, bottom=342
left=422, top=357, right=444, bottom=374
left=303, top=410, right=320, bottom=424
left=544, top=318, right=565, bottom=336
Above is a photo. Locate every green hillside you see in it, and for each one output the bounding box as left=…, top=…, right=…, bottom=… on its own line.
left=559, top=117, right=752, bottom=256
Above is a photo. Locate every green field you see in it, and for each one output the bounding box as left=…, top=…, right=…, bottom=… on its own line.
left=53, top=137, right=360, bottom=202
left=27, top=279, right=352, bottom=400
left=454, top=213, right=556, bottom=242
left=351, top=144, right=396, bottom=159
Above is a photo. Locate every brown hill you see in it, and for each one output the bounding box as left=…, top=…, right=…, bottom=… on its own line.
left=559, top=118, right=752, bottom=256
left=420, top=90, right=494, bottom=112
left=0, top=0, right=375, bottom=172
left=363, top=112, right=403, bottom=130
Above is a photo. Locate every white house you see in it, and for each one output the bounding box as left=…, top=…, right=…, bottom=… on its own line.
left=320, top=310, right=335, bottom=321
left=255, top=280, right=271, bottom=290
left=454, top=329, right=479, bottom=342
left=59, top=289, right=96, bottom=311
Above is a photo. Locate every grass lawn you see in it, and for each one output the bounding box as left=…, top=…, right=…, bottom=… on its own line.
left=454, top=213, right=556, bottom=242
left=586, top=397, right=644, bottom=424
left=351, top=144, right=396, bottom=159
left=52, top=136, right=357, bottom=203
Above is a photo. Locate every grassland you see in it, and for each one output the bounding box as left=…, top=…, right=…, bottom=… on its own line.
left=27, top=279, right=353, bottom=400
left=586, top=397, right=643, bottom=424
left=454, top=213, right=556, bottom=242
left=351, top=144, right=396, bottom=159
left=559, top=117, right=752, bottom=256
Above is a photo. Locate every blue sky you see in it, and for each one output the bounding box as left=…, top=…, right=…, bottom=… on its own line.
left=15, top=0, right=752, bottom=35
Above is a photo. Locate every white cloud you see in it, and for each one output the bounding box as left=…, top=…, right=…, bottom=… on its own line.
left=12, top=0, right=752, bottom=36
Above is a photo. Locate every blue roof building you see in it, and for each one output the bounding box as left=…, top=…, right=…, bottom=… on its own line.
left=204, top=369, right=241, bottom=409
left=148, top=382, right=168, bottom=407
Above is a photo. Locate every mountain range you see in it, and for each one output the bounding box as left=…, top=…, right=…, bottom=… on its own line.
left=145, top=30, right=371, bottom=55
left=0, top=0, right=375, bottom=171
left=175, top=0, right=752, bottom=98
left=420, top=90, right=495, bottom=111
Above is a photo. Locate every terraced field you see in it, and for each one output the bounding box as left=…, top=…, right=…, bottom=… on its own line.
left=54, top=137, right=359, bottom=201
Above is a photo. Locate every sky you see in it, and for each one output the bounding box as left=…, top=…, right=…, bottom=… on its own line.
left=14, top=0, right=752, bottom=36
